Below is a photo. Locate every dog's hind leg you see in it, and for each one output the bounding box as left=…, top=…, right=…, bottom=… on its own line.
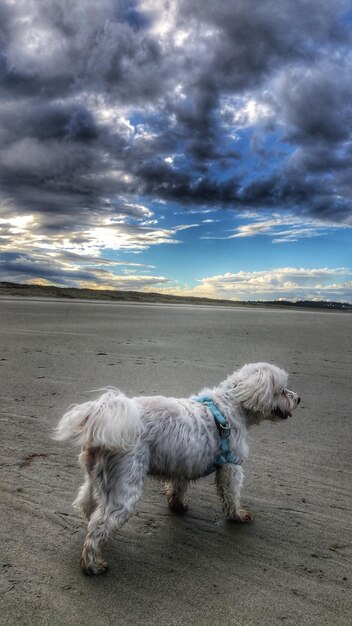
left=73, top=479, right=96, bottom=519
left=73, top=449, right=98, bottom=519
left=165, top=478, right=189, bottom=513
left=80, top=447, right=148, bottom=575
left=216, top=464, right=253, bottom=523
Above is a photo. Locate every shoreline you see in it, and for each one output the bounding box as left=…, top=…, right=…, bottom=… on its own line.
left=1, top=293, right=351, bottom=315
left=1, top=282, right=351, bottom=312
left=1, top=293, right=349, bottom=314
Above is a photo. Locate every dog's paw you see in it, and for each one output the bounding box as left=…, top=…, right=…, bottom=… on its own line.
left=80, top=553, right=109, bottom=576
left=166, top=496, right=189, bottom=513
left=228, top=509, right=254, bottom=523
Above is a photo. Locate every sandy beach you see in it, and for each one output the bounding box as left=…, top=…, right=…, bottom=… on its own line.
left=0, top=298, right=351, bottom=626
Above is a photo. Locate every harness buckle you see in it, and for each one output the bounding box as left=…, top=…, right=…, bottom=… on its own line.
left=218, top=422, right=231, bottom=437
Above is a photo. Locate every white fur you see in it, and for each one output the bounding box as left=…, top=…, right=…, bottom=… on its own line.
left=54, top=388, right=144, bottom=451
left=55, top=362, right=300, bottom=575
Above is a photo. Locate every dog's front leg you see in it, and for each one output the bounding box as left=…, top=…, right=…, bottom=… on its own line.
left=216, top=464, right=253, bottom=523
left=165, top=478, right=189, bottom=513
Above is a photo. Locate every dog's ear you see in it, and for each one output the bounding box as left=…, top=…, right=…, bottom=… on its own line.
left=230, top=364, right=287, bottom=415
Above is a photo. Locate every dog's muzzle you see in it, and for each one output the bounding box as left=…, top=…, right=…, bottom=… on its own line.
left=274, top=407, right=291, bottom=419
left=274, top=393, right=301, bottom=419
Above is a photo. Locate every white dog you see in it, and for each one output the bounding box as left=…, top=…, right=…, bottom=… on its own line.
left=55, top=362, right=300, bottom=575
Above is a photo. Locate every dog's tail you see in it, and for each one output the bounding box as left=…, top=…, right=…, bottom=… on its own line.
left=54, top=388, right=144, bottom=451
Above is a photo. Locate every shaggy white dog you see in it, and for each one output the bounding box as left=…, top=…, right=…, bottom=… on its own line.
left=55, top=362, right=300, bottom=575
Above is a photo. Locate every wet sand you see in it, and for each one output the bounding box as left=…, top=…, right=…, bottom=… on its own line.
left=0, top=298, right=351, bottom=625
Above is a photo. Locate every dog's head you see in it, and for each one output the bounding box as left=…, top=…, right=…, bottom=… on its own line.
left=222, top=362, right=300, bottom=424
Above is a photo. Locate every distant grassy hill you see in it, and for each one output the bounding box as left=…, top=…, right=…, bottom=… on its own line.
left=0, top=282, right=351, bottom=311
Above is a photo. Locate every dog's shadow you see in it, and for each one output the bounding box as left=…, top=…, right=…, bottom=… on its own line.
left=74, top=483, right=257, bottom=604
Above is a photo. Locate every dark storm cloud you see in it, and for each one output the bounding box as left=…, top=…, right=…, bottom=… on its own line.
left=0, top=251, right=101, bottom=282
left=130, top=158, right=241, bottom=205
left=0, top=0, right=351, bottom=232
left=276, top=63, right=352, bottom=145
left=178, top=0, right=348, bottom=89
left=239, top=172, right=352, bottom=224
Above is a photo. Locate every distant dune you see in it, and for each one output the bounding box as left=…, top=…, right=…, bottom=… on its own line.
left=0, top=281, right=351, bottom=311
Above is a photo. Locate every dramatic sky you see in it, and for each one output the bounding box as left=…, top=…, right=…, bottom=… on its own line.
left=1, top=0, right=352, bottom=301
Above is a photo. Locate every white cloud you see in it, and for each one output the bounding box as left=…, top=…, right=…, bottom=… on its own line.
left=149, top=267, right=352, bottom=302
left=229, top=213, right=351, bottom=243
left=0, top=202, right=197, bottom=258
left=140, top=0, right=178, bottom=40
left=119, top=202, right=154, bottom=219
left=221, top=95, right=273, bottom=129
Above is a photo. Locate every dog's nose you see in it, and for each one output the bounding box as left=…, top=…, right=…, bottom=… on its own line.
left=297, top=396, right=301, bottom=404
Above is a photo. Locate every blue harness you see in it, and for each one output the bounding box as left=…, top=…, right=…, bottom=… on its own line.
left=194, top=395, right=242, bottom=476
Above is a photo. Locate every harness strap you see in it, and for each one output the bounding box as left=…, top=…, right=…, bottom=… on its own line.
left=194, top=395, right=241, bottom=474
